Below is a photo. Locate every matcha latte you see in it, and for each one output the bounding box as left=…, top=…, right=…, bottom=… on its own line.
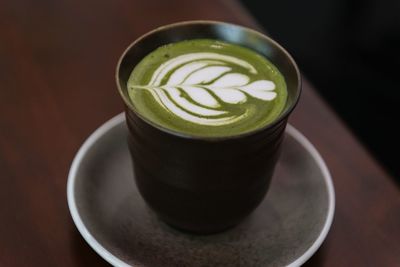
left=127, top=39, right=287, bottom=137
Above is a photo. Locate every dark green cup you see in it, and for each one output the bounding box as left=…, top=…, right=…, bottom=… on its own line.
left=116, top=21, right=301, bottom=234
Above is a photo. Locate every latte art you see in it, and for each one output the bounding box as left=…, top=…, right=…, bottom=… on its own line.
left=130, top=52, right=277, bottom=126
left=127, top=39, right=287, bottom=137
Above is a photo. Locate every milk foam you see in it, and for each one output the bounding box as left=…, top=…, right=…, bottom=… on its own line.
left=130, top=52, right=277, bottom=126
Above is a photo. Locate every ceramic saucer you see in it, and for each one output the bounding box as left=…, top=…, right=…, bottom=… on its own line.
left=67, top=113, right=334, bottom=267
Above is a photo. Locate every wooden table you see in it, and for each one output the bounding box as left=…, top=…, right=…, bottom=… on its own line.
left=1, top=0, right=399, bottom=266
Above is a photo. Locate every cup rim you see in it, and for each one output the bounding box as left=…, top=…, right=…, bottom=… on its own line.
left=116, top=20, right=302, bottom=141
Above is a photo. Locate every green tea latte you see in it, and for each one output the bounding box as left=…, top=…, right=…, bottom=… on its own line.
left=127, top=39, right=287, bottom=137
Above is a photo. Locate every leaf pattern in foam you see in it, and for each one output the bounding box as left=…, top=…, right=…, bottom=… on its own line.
left=129, top=54, right=277, bottom=125
left=166, top=64, right=277, bottom=108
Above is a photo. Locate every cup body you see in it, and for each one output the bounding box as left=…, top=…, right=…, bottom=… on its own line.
left=116, top=21, right=301, bottom=234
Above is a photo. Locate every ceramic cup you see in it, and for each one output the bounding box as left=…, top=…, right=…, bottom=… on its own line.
left=116, top=21, right=301, bottom=234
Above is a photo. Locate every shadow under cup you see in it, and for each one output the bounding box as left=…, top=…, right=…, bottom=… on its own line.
left=116, top=21, right=301, bottom=234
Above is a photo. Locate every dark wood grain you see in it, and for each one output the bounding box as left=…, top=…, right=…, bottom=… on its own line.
left=0, top=0, right=399, bottom=266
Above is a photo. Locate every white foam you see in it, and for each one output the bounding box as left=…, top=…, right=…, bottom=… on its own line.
left=240, top=80, right=277, bottom=101
left=183, top=66, right=231, bottom=85
left=210, top=73, right=249, bottom=87
left=134, top=52, right=278, bottom=126
left=150, top=52, right=257, bottom=86
left=241, top=80, right=275, bottom=91
left=209, top=88, right=247, bottom=104
left=166, top=87, right=226, bottom=116
left=167, top=62, right=207, bottom=85
left=151, top=88, right=245, bottom=126
left=179, top=86, right=220, bottom=108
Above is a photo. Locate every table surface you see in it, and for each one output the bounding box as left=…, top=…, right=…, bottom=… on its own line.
left=1, top=0, right=399, bottom=266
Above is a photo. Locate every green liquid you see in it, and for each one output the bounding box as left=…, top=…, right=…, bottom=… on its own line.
left=127, top=39, right=287, bottom=137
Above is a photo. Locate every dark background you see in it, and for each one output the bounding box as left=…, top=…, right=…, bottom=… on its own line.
left=241, top=0, right=400, bottom=180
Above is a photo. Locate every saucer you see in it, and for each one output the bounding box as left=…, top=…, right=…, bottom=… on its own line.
left=67, top=113, right=334, bottom=267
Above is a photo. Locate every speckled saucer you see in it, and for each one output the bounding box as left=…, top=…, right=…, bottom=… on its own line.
left=67, top=113, right=335, bottom=267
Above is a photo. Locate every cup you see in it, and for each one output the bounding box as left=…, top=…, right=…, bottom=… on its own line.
left=116, top=21, right=301, bottom=234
